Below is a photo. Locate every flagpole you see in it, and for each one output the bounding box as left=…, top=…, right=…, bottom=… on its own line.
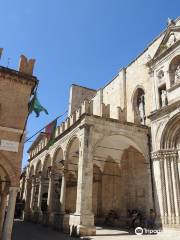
left=24, top=110, right=68, bottom=143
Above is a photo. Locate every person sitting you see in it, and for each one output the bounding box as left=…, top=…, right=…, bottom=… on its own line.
left=146, top=209, right=156, bottom=229
left=129, top=210, right=138, bottom=229
left=104, top=210, right=118, bottom=226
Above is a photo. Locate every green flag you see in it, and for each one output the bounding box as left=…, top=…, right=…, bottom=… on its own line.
left=29, top=94, right=48, bottom=117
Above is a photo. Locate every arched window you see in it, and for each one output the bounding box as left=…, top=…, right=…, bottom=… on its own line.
left=132, top=88, right=146, bottom=125
left=169, top=55, right=180, bottom=86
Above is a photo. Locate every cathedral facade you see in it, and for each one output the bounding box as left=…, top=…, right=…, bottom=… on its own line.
left=22, top=17, right=180, bottom=236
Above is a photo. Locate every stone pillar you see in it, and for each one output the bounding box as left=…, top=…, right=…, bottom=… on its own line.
left=47, top=170, right=54, bottom=224
left=166, top=155, right=175, bottom=224
left=69, top=124, right=96, bottom=236
left=0, top=193, right=7, bottom=239
left=37, top=176, right=43, bottom=210
left=171, top=153, right=180, bottom=224
left=149, top=70, right=158, bottom=111
left=2, top=187, right=19, bottom=240
left=163, top=155, right=172, bottom=224
left=37, top=176, right=43, bottom=222
left=152, top=154, right=165, bottom=225
left=58, top=173, right=67, bottom=232
left=30, top=176, right=35, bottom=211
left=159, top=156, right=168, bottom=225
left=23, top=178, right=31, bottom=219
left=60, top=173, right=66, bottom=214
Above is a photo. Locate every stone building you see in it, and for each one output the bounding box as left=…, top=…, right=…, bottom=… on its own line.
left=21, top=17, right=180, bottom=236
left=0, top=55, right=37, bottom=240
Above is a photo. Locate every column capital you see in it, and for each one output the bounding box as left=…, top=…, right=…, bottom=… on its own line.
left=25, top=177, right=31, bottom=183
left=9, top=186, right=19, bottom=194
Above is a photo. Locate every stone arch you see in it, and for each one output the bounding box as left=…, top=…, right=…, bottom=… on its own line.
left=169, top=55, right=180, bottom=86
left=160, top=113, right=180, bottom=149
left=52, top=147, right=64, bottom=168
left=93, top=164, right=102, bottom=218
left=92, top=133, right=152, bottom=223
left=65, top=136, right=80, bottom=214
left=92, top=134, right=149, bottom=163
left=131, top=86, right=146, bottom=125
left=120, top=146, right=149, bottom=214
left=0, top=152, right=15, bottom=185
left=28, top=165, right=35, bottom=178
left=51, top=147, right=64, bottom=212
left=35, top=160, right=42, bottom=176
left=42, top=155, right=51, bottom=178
left=0, top=164, right=10, bottom=194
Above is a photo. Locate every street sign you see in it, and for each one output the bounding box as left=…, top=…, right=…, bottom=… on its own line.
left=0, top=139, right=19, bottom=152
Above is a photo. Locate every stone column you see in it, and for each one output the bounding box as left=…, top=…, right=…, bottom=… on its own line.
left=69, top=124, right=96, bottom=236
left=47, top=170, right=54, bottom=224
left=166, top=155, right=175, bottom=224
left=37, top=176, right=43, bottom=210
left=0, top=193, right=7, bottom=239
left=37, top=175, right=43, bottom=222
left=152, top=154, right=165, bottom=225
left=163, top=154, right=172, bottom=224
left=30, top=176, right=35, bottom=211
left=159, top=156, right=168, bottom=225
left=60, top=173, right=66, bottom=214
left=58, top=173, right=67, bottom=231
left=2, top=187, right=19, bottom=240
left=171, top=153, right=180, bottom=224
left=149, top=70, right=158, bottom=111
left=23, top=178, right=31, bottom=220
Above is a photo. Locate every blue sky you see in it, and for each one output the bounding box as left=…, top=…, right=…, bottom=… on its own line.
left=0, top=0, right=180, bottom=167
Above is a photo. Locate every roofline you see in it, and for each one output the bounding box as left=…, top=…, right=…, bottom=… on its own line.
left=27, top=132, right=46, bottom=153
left=0, top=65, right=38, bottom=84
left=71, top=83, right=97, bottom=92
left=126, top=16, right=180, bottom=69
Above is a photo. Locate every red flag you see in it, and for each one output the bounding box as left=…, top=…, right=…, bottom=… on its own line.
left=45, top=119, right=57, bottom=147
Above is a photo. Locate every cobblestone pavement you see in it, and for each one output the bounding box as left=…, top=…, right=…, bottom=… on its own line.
left=12, top=221, right=180, bottom=240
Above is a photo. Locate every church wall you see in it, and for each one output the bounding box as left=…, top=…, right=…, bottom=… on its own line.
left=102, top=74, right=121, bottom=119
left=125, top=35, right=164, bottom=125
left=68, top=84, right=96, bottom=116
left=91, top=90, right=101, bottom=116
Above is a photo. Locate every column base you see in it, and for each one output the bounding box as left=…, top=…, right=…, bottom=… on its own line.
left=48, top=212, right=55, bottom=226
left=32, top=211, right=39, bottom=223
left=63, top=214, right=70, bottom=233
left=69, top=213, right=96, bottom=236
left=23, top=211, right=31, bottom=221
left=71, top=225, right=96, bottom=236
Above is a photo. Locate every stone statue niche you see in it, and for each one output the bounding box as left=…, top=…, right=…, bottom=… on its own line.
left=137, top=94, right=146, bottom=125
left=134, top=89, right=146, bottom=125
left=169, top=55, right=180, bottom=86
left=160, top=89, right=167, bottom=107
left=174, top=65, right=180, bottom=83
left=166, top=32, right=176, bottom=48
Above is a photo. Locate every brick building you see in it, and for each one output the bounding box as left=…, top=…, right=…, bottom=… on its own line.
left=0, top=55, right=37, bottom=240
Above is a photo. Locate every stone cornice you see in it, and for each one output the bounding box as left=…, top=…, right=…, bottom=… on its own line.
left=148, top=100, right=180, bottom=121
left=0, top=66, right=38, bottom=86
left=0, top=125, right=23, bottom=134
left=167, top=81, right=180, bottom=92
left=28, top=113, right=149, bottom=162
